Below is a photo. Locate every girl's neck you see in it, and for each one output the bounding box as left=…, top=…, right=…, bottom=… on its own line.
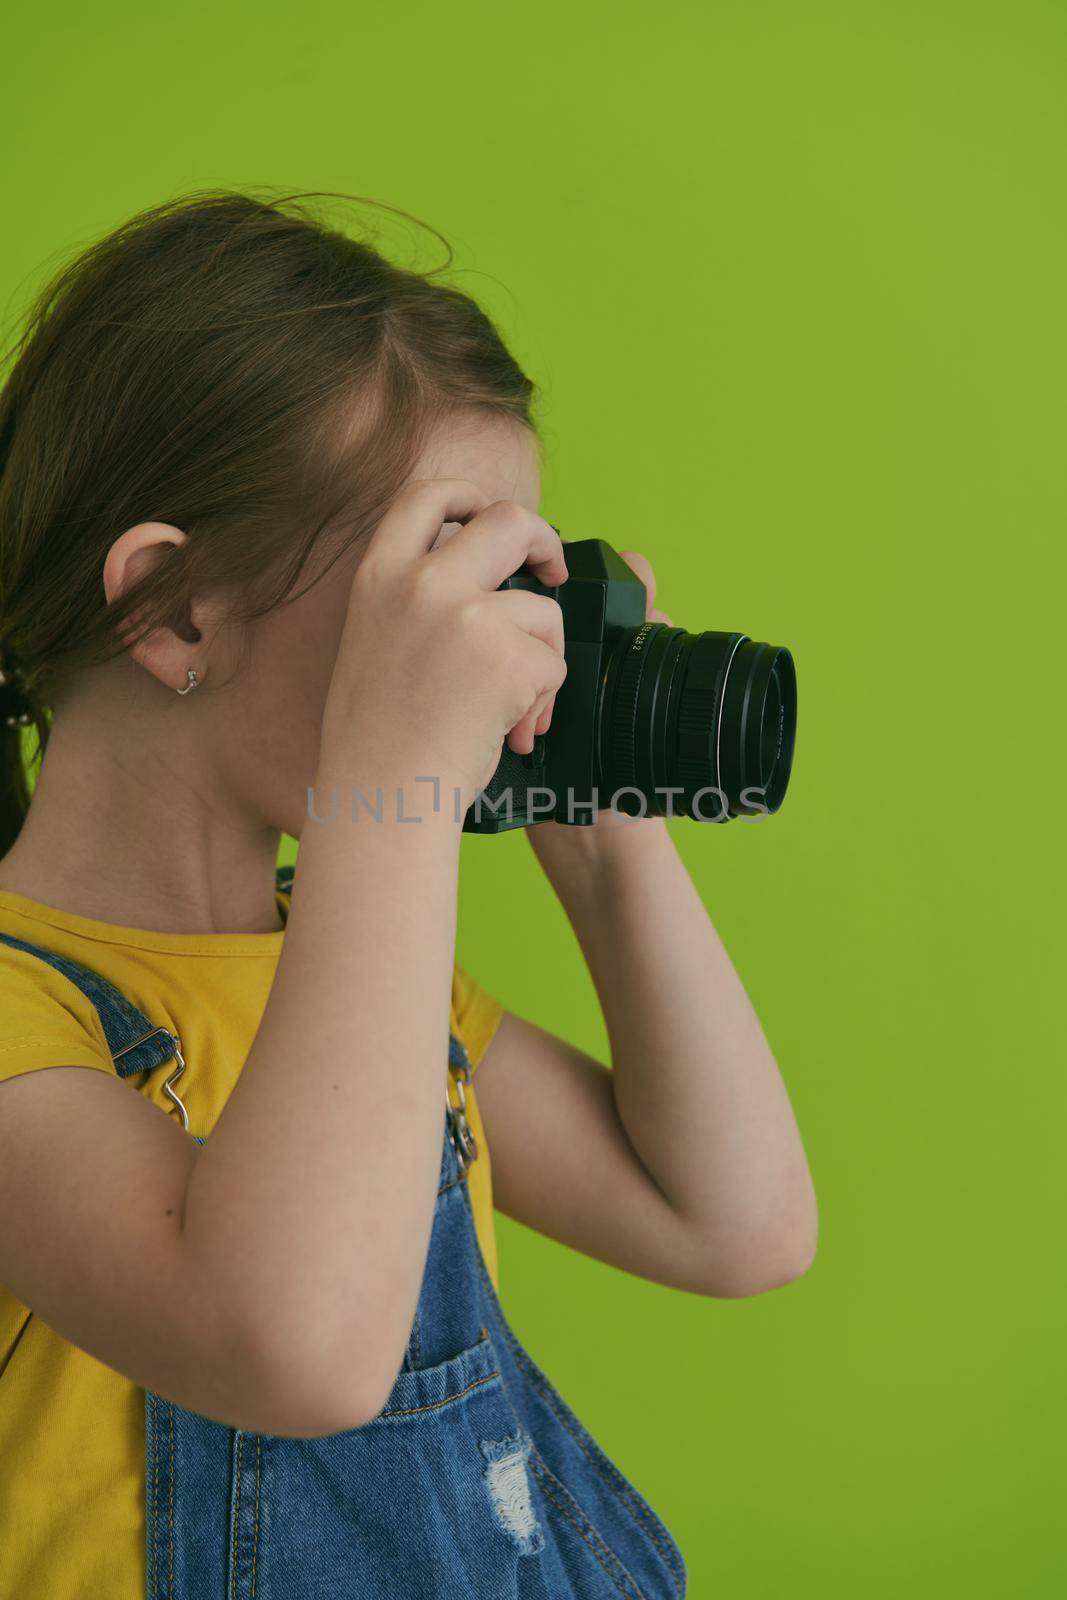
left=0, top=705, right=286, bottom=938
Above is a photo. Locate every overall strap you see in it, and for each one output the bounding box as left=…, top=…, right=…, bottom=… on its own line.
left=0, top=864, right=298, bottom=1080
left=0, top=865, right=477, bottom=1175
left=0, top=932, right=172, bottom=1077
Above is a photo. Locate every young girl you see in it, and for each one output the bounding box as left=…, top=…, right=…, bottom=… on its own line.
left=0, top=189, right=817, bottom=1599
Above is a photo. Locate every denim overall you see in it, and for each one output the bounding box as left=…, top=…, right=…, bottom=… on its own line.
left=0, top=864, right=687, bottom=1599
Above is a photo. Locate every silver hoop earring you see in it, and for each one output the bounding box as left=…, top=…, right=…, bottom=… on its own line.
left=176, top=668, right=200, bottom=696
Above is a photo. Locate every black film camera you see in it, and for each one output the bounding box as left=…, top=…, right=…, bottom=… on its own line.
left=463, top=536, right=797, bottom=833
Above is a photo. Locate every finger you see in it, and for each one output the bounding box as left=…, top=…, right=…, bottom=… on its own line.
left=499, top=593, right=567, bottom=754
left=491, top=588, right=566, bottom=657
left=507, top=691, right=552, bottom=756
left=506, top=639, right=567, bottom=753
left=434, top=501, right=569, bottom=594
left=493, top=590, right=566, bottom=748
left=618, top=549, right=656, bottom=612
left=490, top=589, right=567, bottom=752
left=503, top=689, right=557, bottom=751
left=363, top=478, right=494, bottom=569
left=649, top=607, right=673, bottom=627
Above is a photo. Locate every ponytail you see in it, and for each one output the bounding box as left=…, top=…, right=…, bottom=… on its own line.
left=0, top=714, right=47, bottom=858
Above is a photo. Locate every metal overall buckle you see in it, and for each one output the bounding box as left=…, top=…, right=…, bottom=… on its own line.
left=112, top=1026, right=191, bottom=1131
left=446, top=1044, right=479, bottom=1178
left=115, top=1026, right=479, bottom=1180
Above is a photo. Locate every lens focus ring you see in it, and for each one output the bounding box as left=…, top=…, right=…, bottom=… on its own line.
left=675, top=634, right=746, bottom=803
left=676, top=689, right=719, bottom=793
left=608, top=622, right=656, bottom=791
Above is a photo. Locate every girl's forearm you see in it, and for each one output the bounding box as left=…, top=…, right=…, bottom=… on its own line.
left=533, top=819, right=818, bottom=1291
left=179, top=763, right=463, bottom=1432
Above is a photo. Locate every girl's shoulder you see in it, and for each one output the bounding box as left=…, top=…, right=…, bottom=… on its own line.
left=0, top=934, right=115, bottom=1088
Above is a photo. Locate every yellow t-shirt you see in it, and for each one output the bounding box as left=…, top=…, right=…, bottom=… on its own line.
left=0, top=879, right=504, bottom=1600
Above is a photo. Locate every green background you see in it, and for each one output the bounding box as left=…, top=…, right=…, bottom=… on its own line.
left=3, top=2, right=1064, bottom=1593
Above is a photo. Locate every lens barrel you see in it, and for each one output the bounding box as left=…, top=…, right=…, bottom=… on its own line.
left=599, top=624, right=796, bottom=821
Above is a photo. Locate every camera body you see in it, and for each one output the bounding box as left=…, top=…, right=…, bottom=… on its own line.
left=462, top=538, right=797, bottom=834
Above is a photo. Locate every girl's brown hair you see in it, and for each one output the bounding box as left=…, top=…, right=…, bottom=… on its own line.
left=0, top=187, right=543, bottom=856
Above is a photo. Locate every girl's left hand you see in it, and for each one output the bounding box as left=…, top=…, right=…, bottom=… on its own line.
left=527, top=549, right=672, bottom=858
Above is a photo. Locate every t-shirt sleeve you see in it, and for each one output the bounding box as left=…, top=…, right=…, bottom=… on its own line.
left=0, top=945, right=116, bottom=1086
left=450, top=962, right=505, bottom=1071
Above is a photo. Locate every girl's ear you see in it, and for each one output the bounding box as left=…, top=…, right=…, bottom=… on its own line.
left=102, top=520, right=226, bottom=694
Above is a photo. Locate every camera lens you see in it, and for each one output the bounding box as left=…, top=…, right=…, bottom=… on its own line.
left=599, top=624, right=797, bottom=821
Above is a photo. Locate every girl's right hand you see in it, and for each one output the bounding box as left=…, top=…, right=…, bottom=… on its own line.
left=319, top=478, right=570, bottom=809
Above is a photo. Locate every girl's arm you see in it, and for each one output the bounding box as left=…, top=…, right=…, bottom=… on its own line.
left=0, top=483, right=570, bottom=1440
left=475, top=816, right=817, bottom=1298
left=177, top=484, right=569, bottom=1432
